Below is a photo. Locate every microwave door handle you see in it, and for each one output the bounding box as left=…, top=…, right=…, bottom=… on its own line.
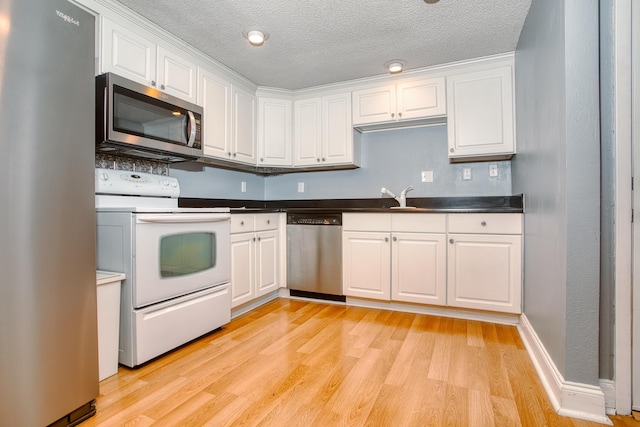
left=186, top=111, right=197, bottom=147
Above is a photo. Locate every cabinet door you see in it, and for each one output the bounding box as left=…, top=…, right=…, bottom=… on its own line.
left=157, top=46, right=197, bottom=103
left=293, top=98, right=322, bottom=166
left=447, top=234, right=522, bottom=313
left=391, top=232, right=446, bottom=305
left=446, top=66, right=515, bottom=160
left=342, top=231, right=391, bottom=300
left=101, top=17, right=156, bottom=87
left=322, top=93, right=353, bottom=165
left=352, top=85, right=397, bottom=125
left=258, top=97, right=292, bottom=166
left=230, top=233, right=255, bottom=308
left=198, top=69, right=232, bottom=159
left=396, top=77, right=446, bottom=120
left=232, top=86, right=257, bottom=164
left=255, top=230, right=279, bottom=297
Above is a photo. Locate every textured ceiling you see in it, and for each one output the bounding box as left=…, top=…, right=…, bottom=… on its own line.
left=113, top=0, right=531, bottom=90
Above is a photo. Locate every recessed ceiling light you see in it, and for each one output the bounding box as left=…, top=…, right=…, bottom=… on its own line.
left=244, top=30, right=269, bottom=46
left=424, top=0, right=440, bottom=4
left=384, top=60, right=406, bottom=74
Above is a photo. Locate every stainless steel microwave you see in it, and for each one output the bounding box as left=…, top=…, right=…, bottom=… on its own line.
left=96, top=73, right=203, bottom=162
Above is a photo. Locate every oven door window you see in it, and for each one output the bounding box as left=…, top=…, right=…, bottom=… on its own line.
left=113, top=85, right=190, bottom=145
left=160, top=232, right=215, bottom=277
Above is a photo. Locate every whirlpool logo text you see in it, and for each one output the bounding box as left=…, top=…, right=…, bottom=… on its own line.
left=56, top=10, right=80, bottom=27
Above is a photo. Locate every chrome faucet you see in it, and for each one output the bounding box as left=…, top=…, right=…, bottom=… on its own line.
left=381, top=186, right=413, bottom=208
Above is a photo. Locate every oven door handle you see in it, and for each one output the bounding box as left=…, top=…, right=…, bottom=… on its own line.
left=136, top=213, right=230, bottom=224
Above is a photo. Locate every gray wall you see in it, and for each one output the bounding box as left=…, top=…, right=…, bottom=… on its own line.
left=170, top=162, right=266, bottom=200
left=171, top=125, right=512, bottom=200
left=599, top=0, right=616, bottom=381
left=512, top=0, right=601, bottom=385
left=266, top=126, right=511, bottom=200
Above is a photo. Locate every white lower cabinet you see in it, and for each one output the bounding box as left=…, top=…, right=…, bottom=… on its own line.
left=342, top=212, right=522, bottom=314
left=447, top=214, right=522, bottom=314
left=230, top=214, right=279, bottom=308
left=342, top=213, right=447, bottom=305
left=343, top=230, right=391, bottom=300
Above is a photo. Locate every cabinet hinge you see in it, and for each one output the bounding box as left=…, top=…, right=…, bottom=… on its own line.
left=633, top=209, right=635, bottom=223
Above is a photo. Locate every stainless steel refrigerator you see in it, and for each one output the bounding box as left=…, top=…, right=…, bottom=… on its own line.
left=0, top=1, right=98, bottom=426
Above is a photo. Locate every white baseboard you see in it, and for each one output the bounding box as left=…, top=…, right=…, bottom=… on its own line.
left=517, top=314, right=612, bottom=425
left=600, top=379, right=617, bottom=415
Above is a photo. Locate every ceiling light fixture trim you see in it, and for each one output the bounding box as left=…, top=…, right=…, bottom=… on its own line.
left=385, top=60, right=406, bottom=74
left=243, top=30, right=269, bottom=46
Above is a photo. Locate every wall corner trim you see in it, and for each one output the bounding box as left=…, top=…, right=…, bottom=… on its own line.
left=517, top=315, right=612, bottom=425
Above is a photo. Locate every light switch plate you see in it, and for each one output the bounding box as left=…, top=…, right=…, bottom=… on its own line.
left=297, top=182, right=304, bottom=192
left=421, top=170, right=433, bottom=182
left=463, top=168, right=472, bottom=180
left=241, top=181, right=246, bottom=192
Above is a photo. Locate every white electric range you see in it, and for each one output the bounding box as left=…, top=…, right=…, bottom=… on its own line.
left=95, top=168, right=231, bottom=367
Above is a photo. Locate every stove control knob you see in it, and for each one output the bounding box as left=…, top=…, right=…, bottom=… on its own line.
left=162, top=179, right=170, bottom=186
left=99, top=173, right=109, bottom=181
left=170, top=181, right=178, bottom=188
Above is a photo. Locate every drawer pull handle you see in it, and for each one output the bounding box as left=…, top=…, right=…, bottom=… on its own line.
left=240, top=221, right=244, bottom=226
left=481, top=221, right=487, bottom=226
left=385, top=237, right=389, bottom=242
left=449, top=239, right=454, bottom=244
left=267, top=220, right=270, bottom=224
left=393, top=236, right=397, bottom=242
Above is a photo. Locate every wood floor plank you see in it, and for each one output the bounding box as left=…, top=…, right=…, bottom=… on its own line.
left=88, top=299, right=637, bottom=427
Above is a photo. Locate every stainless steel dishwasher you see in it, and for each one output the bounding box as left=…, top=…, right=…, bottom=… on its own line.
left=287, top=212, right=345, bottom=302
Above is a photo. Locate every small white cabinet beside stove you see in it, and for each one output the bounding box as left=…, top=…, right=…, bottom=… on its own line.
left=230, top=213, right=280, bottom=309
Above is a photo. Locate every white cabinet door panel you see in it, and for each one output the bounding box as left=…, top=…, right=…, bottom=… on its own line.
left=255, top=230, right=278, bottom=297
left=391, top=233, right=446, bottom=305
left=352, top=86, right=397, bottom=125
left=396, top=77, right=446, bottom=120
left=101, top=17, right=155, bottom=86
left=343, top=231, right=391, bottom=300
left=157, top=46, right=197, bottom=103
left=447, top=234, right=521, bottom=313
left=322, top=93, right=353, bottom=164
left=230, top=234, right=255, bottom=308
left=294, top=98, right=322, bottom=166
left=199, top=69, right=232, bottom=159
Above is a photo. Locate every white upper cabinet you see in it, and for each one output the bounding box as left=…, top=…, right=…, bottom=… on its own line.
left=446, top=65, right=515, bottom=161
left=352, top=77, right=446, bottom=127
left=100, top=17, right=197, bottom=103
left=198, top=69, right=256, bottom=165
left=231, top=85, right=257, bottom=165
left=198, top=68, right=232, bottom=159
left=258, top=97, right=293, bottom=166
left=294, top=92, right=356, bottom=167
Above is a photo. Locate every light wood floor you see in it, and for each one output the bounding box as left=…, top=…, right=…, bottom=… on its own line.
left=85, top=298, right=638, bottom=426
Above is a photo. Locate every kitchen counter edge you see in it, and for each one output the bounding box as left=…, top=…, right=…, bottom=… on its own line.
left=179, top=194, right=524, bottom=214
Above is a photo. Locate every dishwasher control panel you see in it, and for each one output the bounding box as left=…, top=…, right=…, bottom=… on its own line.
left=287, top=212, right=342, bottom=226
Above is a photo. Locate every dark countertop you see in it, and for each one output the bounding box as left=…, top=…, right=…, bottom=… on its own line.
left=179, top=194, right=524, bottom=214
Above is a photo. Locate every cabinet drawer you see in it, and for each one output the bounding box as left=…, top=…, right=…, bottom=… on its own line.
left=231, top=214, right=255, bottom=234
left=448, top=213, right=522, bottom=234
left=255, top=213, right=279, bottom=231
left=343, top=213, right=391, bottom=231
left=391, top=213, right=447, bottom=233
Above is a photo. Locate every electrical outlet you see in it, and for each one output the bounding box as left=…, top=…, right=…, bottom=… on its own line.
left=297, top=182, right=304, bottom=192
left=421, top=170, right=433, bottom=183
left=241, top=181, right=246, bottom=192
left=489, top=164, right=498, bottom=177
left=463, top=168, right=472, bottom=180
